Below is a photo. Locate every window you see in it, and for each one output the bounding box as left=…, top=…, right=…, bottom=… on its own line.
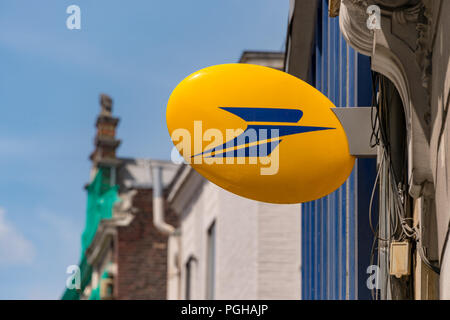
left=206, top=221, right=216, bottom=299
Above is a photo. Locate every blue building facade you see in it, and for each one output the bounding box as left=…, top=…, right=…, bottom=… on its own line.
left=300, top=0, right=377, bottom=300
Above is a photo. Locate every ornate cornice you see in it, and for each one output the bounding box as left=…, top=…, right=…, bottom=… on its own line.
left=415, top=0, right=433, bottom=89
left=339, top=0, right=435, bottom=197
left=340, top=0, right=374, bottom=56
left=113, top=189, right=138, bottom=218
left=86, top=190, right=137, bottom=266
left=341, top=0, right=433, bottom=90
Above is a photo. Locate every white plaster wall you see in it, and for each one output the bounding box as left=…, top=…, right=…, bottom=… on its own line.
left=177, top=180, right=301, bottom=300
left=440, top=244, right=450, bottom=299
left=257, top=202, right=301, bottom=299
left=430, top=0, right=450, bottom=299
left=179, top=183, right=207, bottom=300
left=216, top=186, right=259, bottom=299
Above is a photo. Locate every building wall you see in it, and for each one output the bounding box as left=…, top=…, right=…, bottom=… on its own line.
left=177, top=180, right=301, bottom=300
left=116, top=188, right=178, bottom=299
left=429, top=0, right=450, bottom=299
left=336, top=0, right=449, bottom=300
left=215, top=183, right=259, bottom=300
left=297, top=0, right=376, bottom=300
left=257, top=201, right=301, bottom=299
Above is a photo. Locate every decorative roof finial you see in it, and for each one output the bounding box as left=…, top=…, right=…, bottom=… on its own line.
left=100, top=94, right=113, bottom=116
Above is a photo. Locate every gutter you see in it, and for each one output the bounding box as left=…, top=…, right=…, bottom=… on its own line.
left=150, top=162, right=182, bottom=299
left=150, top=163, right=175, bottom=235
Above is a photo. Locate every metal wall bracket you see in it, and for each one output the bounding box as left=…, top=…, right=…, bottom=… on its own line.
left=332, top=107, right=377, bottom=158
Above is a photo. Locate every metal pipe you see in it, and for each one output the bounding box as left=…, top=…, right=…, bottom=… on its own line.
left=151, top=164, right=175, bottom=235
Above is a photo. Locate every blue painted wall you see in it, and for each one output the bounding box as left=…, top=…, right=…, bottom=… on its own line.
left=301, top=0, right=377, bottom=300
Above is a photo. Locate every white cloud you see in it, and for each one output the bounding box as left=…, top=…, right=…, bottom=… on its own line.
left=0, top=207, right=36, bottom=266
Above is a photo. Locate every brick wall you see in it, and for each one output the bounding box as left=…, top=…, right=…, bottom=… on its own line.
left=116, top=188, right=178, bottom=299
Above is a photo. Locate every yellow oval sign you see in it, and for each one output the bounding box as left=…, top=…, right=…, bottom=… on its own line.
left=166, top=64, right=354, bottom=203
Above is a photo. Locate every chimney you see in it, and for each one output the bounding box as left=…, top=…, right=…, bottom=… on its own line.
left=89, top=94, right=122, bottom=169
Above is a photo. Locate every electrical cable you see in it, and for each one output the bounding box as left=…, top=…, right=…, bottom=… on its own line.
left=417, top=235, right=441, bottom=275
left=369, top=153, right=396, bottom=242
left=369, top=227, right=379, bottom=300
left=368, top=71, right=442, bottom=298
left=377, top=74, right=441, bottom=277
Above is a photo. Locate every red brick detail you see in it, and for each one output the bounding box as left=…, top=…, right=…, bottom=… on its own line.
left=97, top=124, right=116, bottom=137
left=115, top=188, right=178, bottom=300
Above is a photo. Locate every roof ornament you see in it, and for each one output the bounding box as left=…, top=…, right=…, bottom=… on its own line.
left=100, top=94, right=113, bottom=116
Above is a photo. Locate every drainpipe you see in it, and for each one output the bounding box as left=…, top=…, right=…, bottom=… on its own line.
left=151, top=164, right=175, bottom=235
left=151, top=163, right=182, bottom=299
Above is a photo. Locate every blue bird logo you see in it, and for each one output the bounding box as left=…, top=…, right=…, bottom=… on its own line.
left=193, top=107, right=335, bottom=159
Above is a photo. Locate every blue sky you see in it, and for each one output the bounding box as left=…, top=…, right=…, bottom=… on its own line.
left=0, top=0, right=289, bottom=299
